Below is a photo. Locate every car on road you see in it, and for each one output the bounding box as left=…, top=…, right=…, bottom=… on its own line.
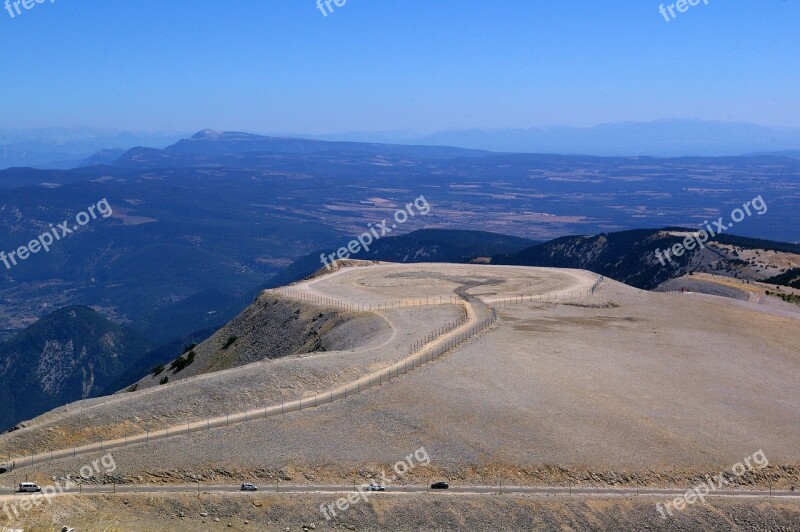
left=240, top=483, right=258, bottom=491
left=430, top=482, right=449, bottom=490
left=18, top=482, right=42, bottom=493
left=367, top=484, right=386, bottom=491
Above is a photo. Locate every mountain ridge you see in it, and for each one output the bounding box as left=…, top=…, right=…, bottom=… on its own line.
left=310, top=119, right=800, bottom=157
left=0, top=305, right=152, bottom=431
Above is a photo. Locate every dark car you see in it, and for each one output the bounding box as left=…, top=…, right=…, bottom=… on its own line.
left=430, top=482, right=449, bottom=490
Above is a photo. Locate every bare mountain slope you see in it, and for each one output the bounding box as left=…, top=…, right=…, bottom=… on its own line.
left=130, top=291, right=391, bottom=391
left=1, top=264, right=798, bottom=532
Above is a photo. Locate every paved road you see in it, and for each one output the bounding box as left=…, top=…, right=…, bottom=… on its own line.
left=0, top=483, right=797, bottom=500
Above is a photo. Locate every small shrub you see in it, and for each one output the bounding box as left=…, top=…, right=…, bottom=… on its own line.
left=182, top=343, right=197, bottom=354
left=159, top=376, right=169, bottom=385
left=172, top=357, right=187, bottom=372
left=152, top=365, right=165, bottom=376
left=171, top=350, right=196, bottom=373
left=222, top=336, right=238, bottom=350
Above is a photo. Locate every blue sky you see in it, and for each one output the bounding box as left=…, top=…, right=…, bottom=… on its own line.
left=0, top=0, right=798, bottom=133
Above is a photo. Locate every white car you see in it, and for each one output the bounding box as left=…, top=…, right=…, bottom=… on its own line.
left=367, top=484, right=386, bottom=491
left=18, top=482, right=42, bottom=493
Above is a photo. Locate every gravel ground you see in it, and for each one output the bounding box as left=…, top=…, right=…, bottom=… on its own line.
left=286, top=263, right=598, bottom=307
left=2, top=264, right=798, bottom=503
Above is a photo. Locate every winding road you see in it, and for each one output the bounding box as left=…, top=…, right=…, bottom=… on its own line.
left=3, top=277, right=497, bottom=471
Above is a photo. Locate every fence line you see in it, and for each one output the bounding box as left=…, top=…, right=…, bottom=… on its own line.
left=3, top=305, right=496, bottom=472
left=490, top=275, right=605, bottom=308
left=271, top=275, right=605, bottom=312
left=268, top=288, right=463, bottom=312
left=4, top=276, right=604, bottom=472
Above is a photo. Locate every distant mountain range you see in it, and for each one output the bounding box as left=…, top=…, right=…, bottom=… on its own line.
left=747, top=150, right=800, bottom=160
left=110, top=129, right=490, bottom=169
left=0, top=127, right=186, bottom=169
left=309, top=120, right=800, bottom=157
left=2, top=120, right=800, bottom=170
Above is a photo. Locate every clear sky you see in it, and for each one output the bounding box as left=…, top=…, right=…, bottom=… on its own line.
left=0, top=0, right=798, bottom=133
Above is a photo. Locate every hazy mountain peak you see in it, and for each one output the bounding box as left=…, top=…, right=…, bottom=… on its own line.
left=189, top=129, right=266, bottom=141
left=191, top=129, right=225, bottom=139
